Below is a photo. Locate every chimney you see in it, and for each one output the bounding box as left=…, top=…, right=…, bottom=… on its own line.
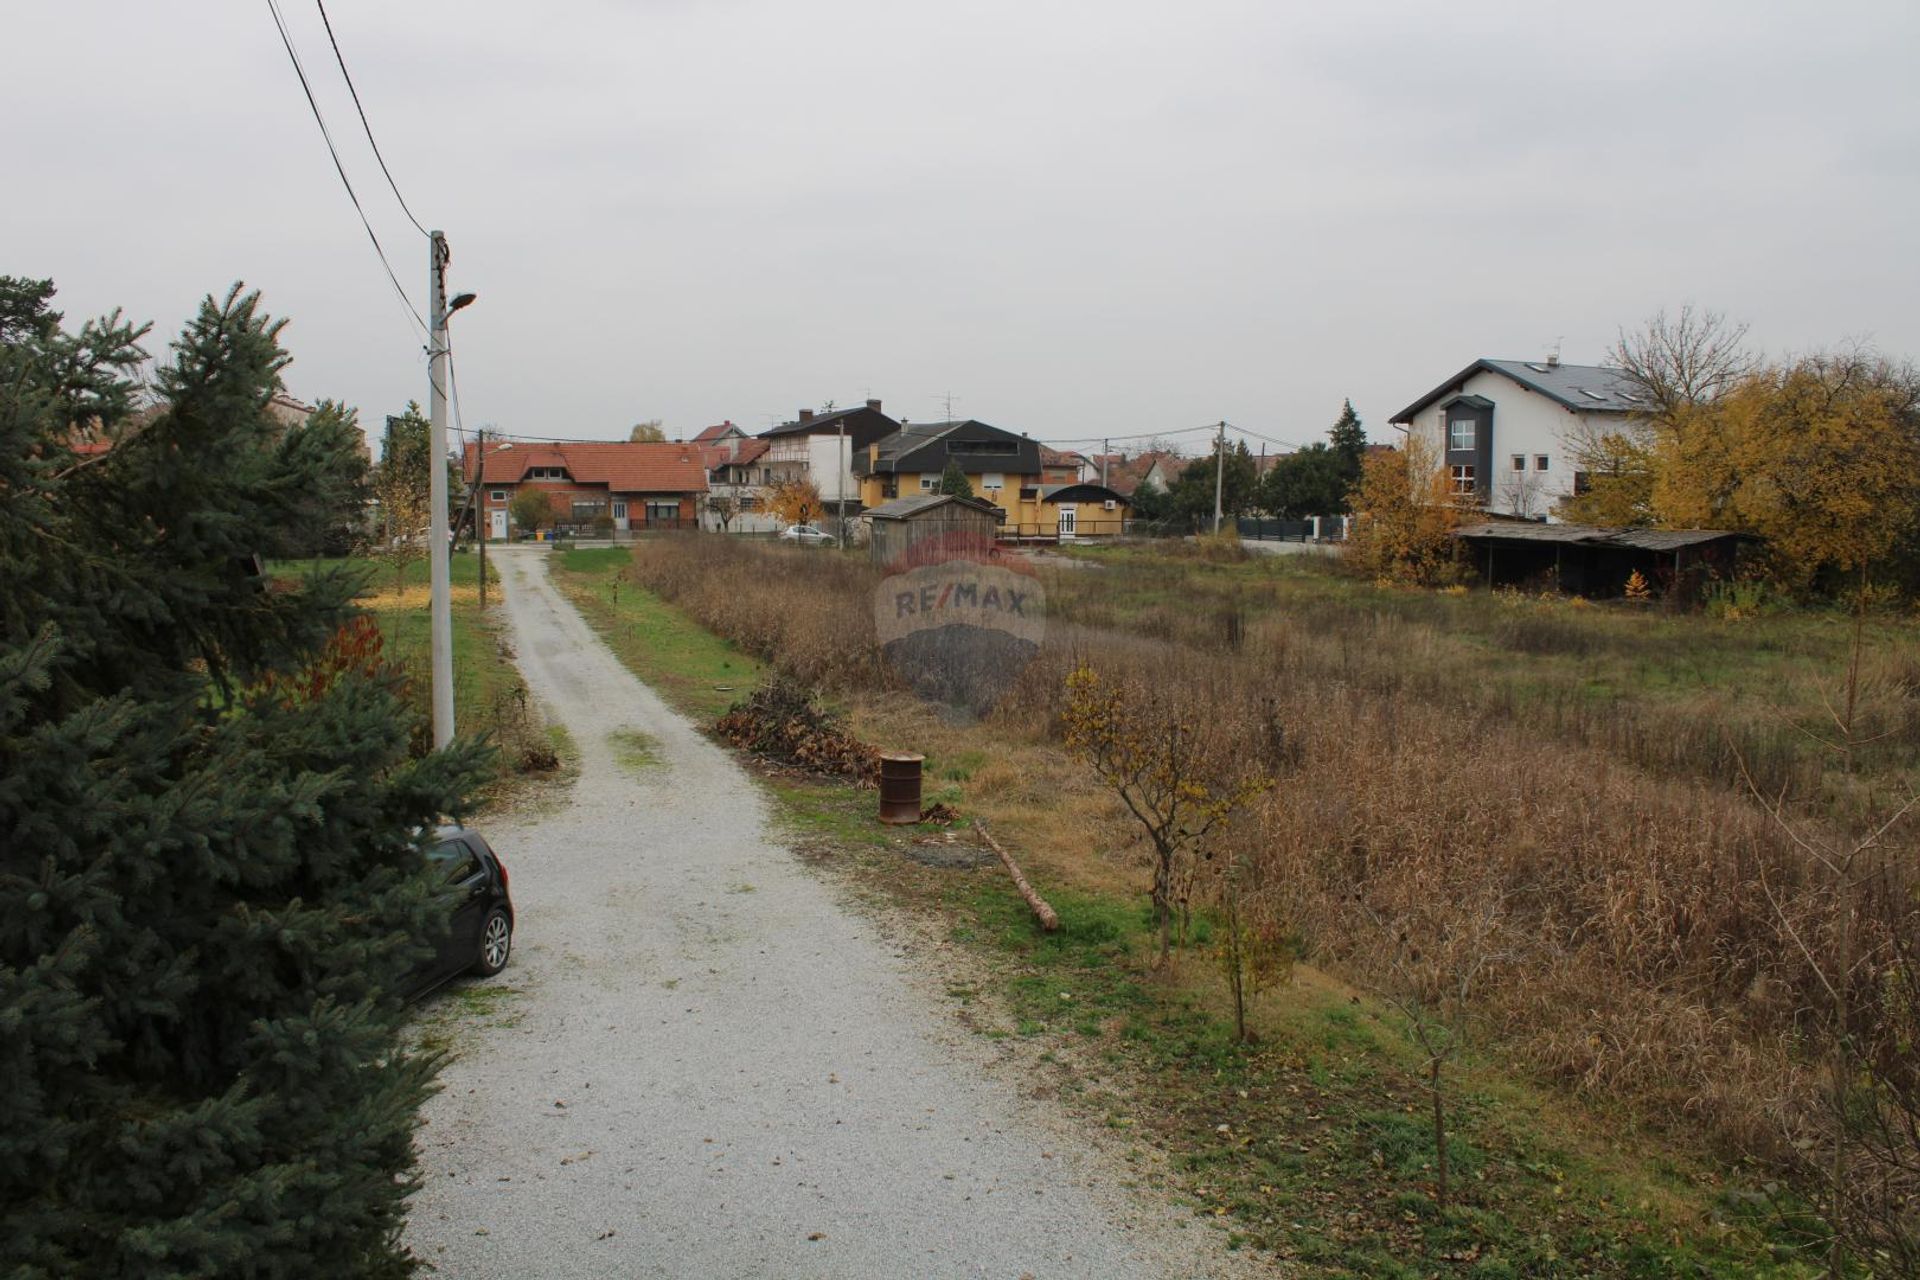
left=1546, top=351, right=1560, bottom=368
left=798, top=408, right=815, bottom=424
left=865, top=398, right=882, bottom=412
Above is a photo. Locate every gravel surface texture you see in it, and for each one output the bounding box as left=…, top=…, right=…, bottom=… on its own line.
left=404, top=547, right=1259, bottom=1279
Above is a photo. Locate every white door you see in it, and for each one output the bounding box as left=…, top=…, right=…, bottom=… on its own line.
left=612, top=500, right=629, bottom=531
left=1057, top=505, right=1077, bottom=539
left=489, top=510, right=508, bottom=541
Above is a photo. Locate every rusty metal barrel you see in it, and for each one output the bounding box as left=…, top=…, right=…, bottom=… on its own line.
left=878, top=752, right=925, bottom=824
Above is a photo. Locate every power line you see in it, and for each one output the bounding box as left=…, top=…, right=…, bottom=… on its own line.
left=1226, top=424, right=1310, bottom=451
left=1036, top=424, right=1221, bottom=447
left=262, top=0, right=427, bottom=341
left=313, top=0, right=429, bottom=236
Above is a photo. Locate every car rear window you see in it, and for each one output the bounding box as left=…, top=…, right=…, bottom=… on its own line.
left=428, top=840, right=483, bottom=885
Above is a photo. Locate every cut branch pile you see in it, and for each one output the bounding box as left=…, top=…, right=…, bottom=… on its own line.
left=714, top=677, right=880, bottom=786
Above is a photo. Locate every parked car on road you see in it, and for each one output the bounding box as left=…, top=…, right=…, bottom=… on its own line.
left=406, top=826, right=514, bottom=1000
left=778, top=523, right=834, bottom=546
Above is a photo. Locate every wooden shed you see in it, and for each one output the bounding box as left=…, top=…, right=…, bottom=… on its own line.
left=865, top=494, right=1005, bottom=567
left=1452, top=522, right=1760, bottom=598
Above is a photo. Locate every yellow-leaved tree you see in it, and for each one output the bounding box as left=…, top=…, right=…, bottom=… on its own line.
left=763, top=476, right=822, bottom=529
left=1061, top=665, right=1270, bottom=969
left=1346, top=435, right=1462, bottom=585
left=1654, top=350, right=1920, bottom=591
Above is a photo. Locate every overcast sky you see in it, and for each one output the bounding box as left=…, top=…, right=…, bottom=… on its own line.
left=8, top=1, right=1918, bottom=456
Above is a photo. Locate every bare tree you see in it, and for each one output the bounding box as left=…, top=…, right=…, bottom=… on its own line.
left=1353, top=888, right=1510, bottom=1214
left=1608, top=304, right=1757, bottom=422
left=1497, top=467, right=1545, bottom=519
left=705, top=490, right=741, bottom=532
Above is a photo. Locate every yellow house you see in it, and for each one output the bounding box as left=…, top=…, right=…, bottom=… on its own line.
left=857, top=420, right=1130, bottom=540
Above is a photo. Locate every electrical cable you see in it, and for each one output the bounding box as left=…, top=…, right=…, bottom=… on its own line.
left=1035, top=423, right=1222, bottom=447
left=314, top=0, right=429, bottom=237
left=262, top=0, right=427, bottom=341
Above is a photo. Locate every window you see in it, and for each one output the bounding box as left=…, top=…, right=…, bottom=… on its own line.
left=645, top=501, right=679, bottom=525
left=1510, top=454, right=1526, bottom=472
left=428, top=840, right=482, bottom=885
left=1573, top=471, right=1592, bottom=496
left=980, top=472, right=1005, bottom=491
left=571, top=498, right=607, bottom=521
left=1534, top=455, right=1550, bottom=472
left=1448, top=418, right=1475, bottom=451
left=919, top=475, right=936, bottom=491
left=1450, top=464, right=1476, bottom=496
left=490, top=489, right=506, bottom=501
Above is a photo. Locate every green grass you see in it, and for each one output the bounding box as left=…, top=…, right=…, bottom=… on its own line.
left=553, top=547, right=764, bottom=722
left=608, top=727, right=662, bottom=773
left=947, top=872, right=1811, bottom=1278
left=553, top=555, right=1816, bottom=1278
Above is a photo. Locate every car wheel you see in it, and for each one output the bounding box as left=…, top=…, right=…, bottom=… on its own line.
left=473, top=908, right=512, bottom=976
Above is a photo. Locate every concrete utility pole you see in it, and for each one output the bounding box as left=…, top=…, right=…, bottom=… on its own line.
left=476, top=424, right=488, bottom=609
left=1212, top=420, right=1227, bottom=534
left=1101, top=438, right=1108, bottom=488
left=837, top=413, right=847, bottom=551
left=427, top=231, right=454, bottom=750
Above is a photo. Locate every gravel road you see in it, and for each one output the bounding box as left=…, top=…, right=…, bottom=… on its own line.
left=404, top=547, right=1256, bottom=1279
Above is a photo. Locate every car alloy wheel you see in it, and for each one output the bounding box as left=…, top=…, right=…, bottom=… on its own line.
left=478, top=910, right=511, bottom=974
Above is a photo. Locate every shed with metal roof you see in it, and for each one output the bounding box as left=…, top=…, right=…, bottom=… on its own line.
left=1451, top=521, right=1759, bottom=597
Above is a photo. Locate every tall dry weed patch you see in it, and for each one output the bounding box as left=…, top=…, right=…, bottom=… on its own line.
left=628, top=535, right=891, bottom=688
left=627, top=536, right=1915, bottom=1187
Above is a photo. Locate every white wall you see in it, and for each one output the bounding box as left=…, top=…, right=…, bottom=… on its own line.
left=807, top=435, right=857, bottom=510
left=1406, top=370, right=1621, bottom=519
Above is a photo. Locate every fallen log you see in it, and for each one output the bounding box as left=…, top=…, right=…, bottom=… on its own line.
left=974, top=821, right=1059, bottom=933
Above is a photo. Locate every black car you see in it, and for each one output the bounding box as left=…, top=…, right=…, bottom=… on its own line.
left=407, top=826, right=515, bottom=999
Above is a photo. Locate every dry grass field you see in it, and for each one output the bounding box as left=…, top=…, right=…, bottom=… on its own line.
left=557, top=537, right=1920, bottom=1277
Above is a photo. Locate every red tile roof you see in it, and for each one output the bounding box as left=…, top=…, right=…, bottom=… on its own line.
left=692, top=421, right=741, bottom=443
left=466, top=441, right=708, bottom=493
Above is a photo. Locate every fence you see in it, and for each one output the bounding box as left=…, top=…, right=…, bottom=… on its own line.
left=996, top=518, right=1133, bottom=544
left=1237, top=515, right=1350, bottom=542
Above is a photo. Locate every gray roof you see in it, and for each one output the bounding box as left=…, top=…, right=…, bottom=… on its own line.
left=1392, top=359, right=1654, bottom=423
left=864, top=493, right=1004, bottom=520
left=1453, top=522, right=1757, bottom=551
left=870, top=422, right=962, bottom=467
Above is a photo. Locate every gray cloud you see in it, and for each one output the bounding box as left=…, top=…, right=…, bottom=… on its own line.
left=6, top=0, right=1915, bottom=451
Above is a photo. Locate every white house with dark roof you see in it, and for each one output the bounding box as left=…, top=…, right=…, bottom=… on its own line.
left=1389, top=356, right=1652, bottom=519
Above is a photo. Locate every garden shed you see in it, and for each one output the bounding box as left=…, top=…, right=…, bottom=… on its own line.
left=865, top=493, right=1005, bottom=567
left=1452, top=522, right=1760, bottom=598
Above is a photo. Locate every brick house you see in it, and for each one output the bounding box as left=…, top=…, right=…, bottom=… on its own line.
left=465, top=440, right=708, bottom=539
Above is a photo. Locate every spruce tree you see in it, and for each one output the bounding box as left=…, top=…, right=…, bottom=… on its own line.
left=264, top=399, right=372, bottom=559
left=1328, top=397, right=1366, bottom=464
left=937, top=457, right=974, bottom=499
left=0, top=282, right=489, bottom=1277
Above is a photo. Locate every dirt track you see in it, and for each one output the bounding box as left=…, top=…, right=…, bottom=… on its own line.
left=403, top=547, right=1257, bottom=1278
